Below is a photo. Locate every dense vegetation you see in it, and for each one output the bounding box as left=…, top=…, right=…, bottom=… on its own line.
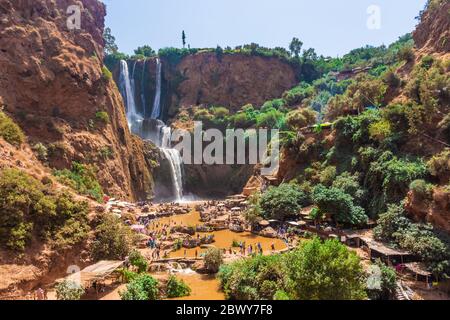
left=0, top=111, right=25, bottom=146
left=219, top=238, right=367, bottom=300
left=0, top=169, right=90, bottom=251
left=91, top=213, right=135, bottom=261
left=54, top=162, right=104, bottom=202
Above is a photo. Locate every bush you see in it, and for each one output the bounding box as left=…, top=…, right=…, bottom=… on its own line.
left=101, top=66, right=113, bottom=81
left=32, top=143, right=48, bottom=161
left=166, top=275, right=191, bottom=298
left=0, top=169, right=89, bottom=251
left=369, top=119, right=392, bottom=142
left=312, top=185, right=368, bottom=226
left=129, top=249, right=148, bottom=273
left=204, top=247, right=223, bottom=273
left=319, top=166, right=337, bottom=186
left=260, top=183, right=306, bottom=220
left=0, top=111, right=25, bottom=146
left=427, top=149, right=450, bottom=184
left=332, top=172, right=365, bottom=203
left=397, top=45, right=414, bottom=62
left=285, top=108, right=317, bottom=131
left=55, top=280, right=85, bottom=300
left=95, top=111, right=109, bottom=124
left=54, top=162, right=104, bottom=202
left=91, top=213, right=135, bottom=261
left=120, top=274, right=159, bottom=300
left=409, top=179, right=433, bottom=201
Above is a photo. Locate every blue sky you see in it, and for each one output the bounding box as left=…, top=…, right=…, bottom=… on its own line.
left=102, top=0, right=427, bottom=57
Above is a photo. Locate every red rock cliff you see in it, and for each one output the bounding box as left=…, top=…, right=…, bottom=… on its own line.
left=0, top=0, right=154, bottom=201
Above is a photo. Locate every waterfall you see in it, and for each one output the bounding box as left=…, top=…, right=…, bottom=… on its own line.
left=119, top=58, right=184, bottom=202
left=161, top=148, right=184, bottom=202
left=141, top=59, right=147, bottom=117
left=151, top=58, right=162, bottom=119
left=119, top=60, right=142, bottom=132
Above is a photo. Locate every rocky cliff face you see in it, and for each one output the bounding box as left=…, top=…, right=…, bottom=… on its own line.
left=0, top=0, right=154, bottom=201
left=172, top=52, right=297, bottom=112
left=413, top=0, right=450, bottom=54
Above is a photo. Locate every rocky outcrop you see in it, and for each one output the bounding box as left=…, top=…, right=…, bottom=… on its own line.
left=406, top=188, right=450, bottom=233
left=172, top=52, right=297, bottom=112
left=0, top=0, right=155, bottom=201
left=413, top=0, right=450, bottom=54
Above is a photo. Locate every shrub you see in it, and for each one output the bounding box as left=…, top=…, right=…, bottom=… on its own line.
left=54, top=162, right=104, bottom=202
left=397, top=45, right=414, bottom=62
left=319, top=166, right=337, bottom=186
left=260, top=183, right=306, bottom=220
left=204, top=247, right=223, bottom=273
left=166, top=275, right=191, bottom=298
left=32, top=143, right=48, bottom=161
left=285, top=108, right=317, bottom=131
left=312, top=185, right=368, bottom=226
left=332, top=172, right=366, bottom=205
left=0, top=111, right=25, bottom=146
left=91, top=213, right=135, bottom=261
left=369, top=119, right=392, bottom=142
left=120, top=274, right=159, bottom=300
left=55, top=280, right=85, bottom=300
left=285, top=238, right=367, bottom=300
left=95, top=111, right=109, bottom=124
left=421, top=55, right=434, bottom=69
left=101, top=66, right=113, bottom=81
left=0, top=169, right=89, bottom=251
left=129, top=249, right=148, bottom=273
left=427, top=149, right=450, bottom=184
left=409, top=179, right=433, bottom=201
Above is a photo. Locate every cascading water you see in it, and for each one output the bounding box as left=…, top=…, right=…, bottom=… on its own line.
left=119, top=58, right=184, bottom=202
left=151, top=58, right=163, bottom=120
left=119, top=60, right=142, bottom=134
left=141, top=59, right=147, bottom=117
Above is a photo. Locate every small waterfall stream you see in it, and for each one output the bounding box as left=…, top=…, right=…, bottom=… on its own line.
left=119, top=59, right=184, bottom=202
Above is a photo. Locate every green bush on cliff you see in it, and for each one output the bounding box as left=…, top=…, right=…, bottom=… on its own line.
left=129, top=249, right=149, bottom=273
left=54, top=162, right=103, bottom=202
left=0, top=111, right=25, bottom=146
left=0, top=168, right=89, bottom=251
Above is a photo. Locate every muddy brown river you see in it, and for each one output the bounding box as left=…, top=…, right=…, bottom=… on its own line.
left=149, top=210, right=288, bottom=258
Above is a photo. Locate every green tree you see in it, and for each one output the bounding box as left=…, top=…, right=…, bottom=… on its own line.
left=285, top=238, right=367, bottom=300
left=204, top=247, right=223, bottom=273
left=134, top=45, right=156, bottom=57
left=289, top=37, right=303, bottom=58
left=182, top=30, right=186, bottom=48
left=166, top=275, right=191, bottom=298
left=103, top=27, right=118, bottom=55
left=312, top=185, right=368, bottom=226
left=260, top=184, right=307, bottom=221
left=128, top=249, right=148, bottom=273
left=91, top=213, right=135, bottom=261
left=120, top=274, right=159, bottom=300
